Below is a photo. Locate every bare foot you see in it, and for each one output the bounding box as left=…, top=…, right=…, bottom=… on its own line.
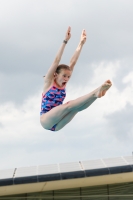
left=96, top=80, right=112, bottom=98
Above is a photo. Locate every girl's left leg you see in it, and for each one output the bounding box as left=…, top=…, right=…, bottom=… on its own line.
left=55, top=110, right=78, bottom=131
left=55, top=97, right=97, bottom=131
left=41, top=80, right=112, bottom=130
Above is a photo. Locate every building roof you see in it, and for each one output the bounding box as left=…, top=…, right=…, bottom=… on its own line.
left=0, top=156, right=133, bottom=196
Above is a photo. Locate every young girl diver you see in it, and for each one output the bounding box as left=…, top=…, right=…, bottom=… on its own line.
left=40, top=27, right=112, bottom=131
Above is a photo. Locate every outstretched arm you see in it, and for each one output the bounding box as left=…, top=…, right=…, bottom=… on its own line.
left=45, top=27, right=71, bottom=82
left=69, top=30, right=86, bottom=71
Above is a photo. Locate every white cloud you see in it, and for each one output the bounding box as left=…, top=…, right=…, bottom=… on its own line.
left=0, top=61, right=131, bottom=142
left=123, top=71, right=133, bottom=86
left=0, top=60, right=132, bottom=160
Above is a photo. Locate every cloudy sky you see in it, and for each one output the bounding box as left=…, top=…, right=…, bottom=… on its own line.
left=0, top=0, right=133, bottom=170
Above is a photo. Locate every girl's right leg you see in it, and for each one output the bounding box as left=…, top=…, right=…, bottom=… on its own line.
left=55, top=97, right=97, bottom=131
left=40, top=80, right=112, bottom=129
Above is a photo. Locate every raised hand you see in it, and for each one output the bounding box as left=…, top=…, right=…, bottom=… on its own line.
left=65, top=26, right=71, bottom=41
left=80, top=29, right=87, bottom=44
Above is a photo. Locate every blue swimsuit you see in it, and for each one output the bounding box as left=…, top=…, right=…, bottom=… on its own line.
left=40, top=85, right=66, bottom=131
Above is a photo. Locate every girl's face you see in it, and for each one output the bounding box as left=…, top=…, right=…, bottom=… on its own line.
left=55, top=69, right=72, bottom=87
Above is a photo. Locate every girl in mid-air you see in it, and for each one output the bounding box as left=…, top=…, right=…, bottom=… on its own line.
left=40, top=27, right=112, bottom=131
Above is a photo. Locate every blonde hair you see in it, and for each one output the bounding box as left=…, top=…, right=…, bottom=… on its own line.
left=43, top=64, right=71, bottom=77
left=55, top=64, right=71, bottom=74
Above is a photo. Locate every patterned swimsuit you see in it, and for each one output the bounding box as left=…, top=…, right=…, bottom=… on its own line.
left=40, top=85, right=66, bottom=131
